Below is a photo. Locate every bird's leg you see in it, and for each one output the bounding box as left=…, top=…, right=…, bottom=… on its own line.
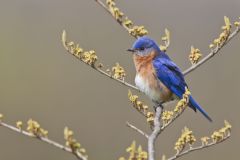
left=153, top=105, right=157, bottom=112
left=153, top=101, right=164, bottom=112
left=153, top=101, right=158, bottom=112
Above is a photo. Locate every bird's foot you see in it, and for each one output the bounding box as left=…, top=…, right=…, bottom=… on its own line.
left=153, top=102, right=164, bottom=112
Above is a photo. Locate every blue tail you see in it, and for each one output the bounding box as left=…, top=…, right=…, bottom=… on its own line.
left=189, top=96, right=212, bottom=122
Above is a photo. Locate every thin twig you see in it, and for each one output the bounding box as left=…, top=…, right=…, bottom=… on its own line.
left=0, top=121, right=87, bottom=160
left=148, top=106, right=163, bottom=160
left=126, top=121, right=149, bottom=138
left=62, top=30, right=139, bottom=91
left=161, top=107, right=187, bottom=132
left=183, top=27, right=240, bottom=75
left=94, top=0, right=137, bottom=38
left=167, top=134, right=231, bottom=160
left=95, top=66, right=139, bottom=90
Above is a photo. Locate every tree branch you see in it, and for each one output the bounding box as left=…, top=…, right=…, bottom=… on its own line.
left=167, top=134, right=231, bottom=160
left=161, top=106, right=187, bottom=132
left=94, top=0, right=135, bottom=37
left=126, top=121, right=149, bottom=138
left=148, top=106, right=163, bottom=160
left=62, top=30, right=140, bottom=92
left=183, top=26, right=240, bottom=75
left=0, top=121, right=87, bottom=160
left=96, top=67, right=139, bottom=90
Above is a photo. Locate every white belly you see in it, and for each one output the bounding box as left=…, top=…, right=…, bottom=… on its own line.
left=135, top=74, right=162, bottom=102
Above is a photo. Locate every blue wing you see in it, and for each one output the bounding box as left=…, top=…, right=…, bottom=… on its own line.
left=152, top=54, right=187, bottom=100
left=153, top=53, right=212, bottom=122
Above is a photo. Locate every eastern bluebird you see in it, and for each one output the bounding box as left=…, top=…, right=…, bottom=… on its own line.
left=128, top=36, right=212, bottom=122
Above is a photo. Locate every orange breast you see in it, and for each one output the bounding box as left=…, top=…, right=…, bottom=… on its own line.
left=133, top=51, right=173, bottom=102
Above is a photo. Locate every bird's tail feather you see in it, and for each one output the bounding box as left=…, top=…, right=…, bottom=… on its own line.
left=189, top=96, right=212, bottom=122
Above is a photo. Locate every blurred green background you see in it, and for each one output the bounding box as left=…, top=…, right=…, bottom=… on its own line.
left=0, top=0, right=239, bottom=159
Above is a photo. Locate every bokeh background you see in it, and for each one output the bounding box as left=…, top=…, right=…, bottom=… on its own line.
left=0, top=0, right=239, bottom=159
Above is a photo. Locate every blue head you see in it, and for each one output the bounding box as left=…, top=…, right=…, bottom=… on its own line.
left=128, top=36, right=160, bottom=56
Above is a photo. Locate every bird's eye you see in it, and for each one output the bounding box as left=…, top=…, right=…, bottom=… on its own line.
left=139, top=47, right=145, bottom=51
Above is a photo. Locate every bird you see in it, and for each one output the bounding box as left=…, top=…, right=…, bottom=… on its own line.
left=127, top=36, right=212, bottom=122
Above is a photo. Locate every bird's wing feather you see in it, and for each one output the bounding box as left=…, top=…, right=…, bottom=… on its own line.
left=153, top=56, right=212, bottom=121
left=152, top=57, right=187, bottom=99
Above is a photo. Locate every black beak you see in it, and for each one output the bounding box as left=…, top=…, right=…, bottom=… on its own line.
left=127, top=48, right=136, bottom=52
